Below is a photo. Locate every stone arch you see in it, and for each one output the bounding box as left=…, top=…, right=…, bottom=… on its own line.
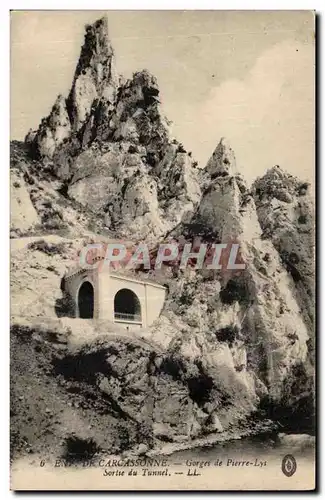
left=114, top=288, right=141, bottom=321
left=77, top=281, right=94, bottom=319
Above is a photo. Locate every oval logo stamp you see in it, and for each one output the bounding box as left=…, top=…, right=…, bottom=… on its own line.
left=282, top=455, right=297, bottom=477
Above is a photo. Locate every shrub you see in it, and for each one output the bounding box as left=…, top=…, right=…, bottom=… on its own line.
left=46, top=265, right=58, bottom=274
left=136, top=422, right=154, bottom=448
left=117, top=422, right=132, bottom=452
left=187, top=362, right=214, bottom=406
left=53, top=349, right=115, bottom=384
left=177, top=143, right=186, bottom=153
left=55, top=291, right=75, bottom=318
left=27, top=239, right=66, bottom=256
left=146, top=151, right=157, bottom=167
left=214, top=325, right=239, bottom=347
left=62, top=436, right=100, bottom=463
left=43, top=218, right=65, bottom=231
left=179, top=285, right=195, bottom=306
left=128, top=144, right=138, bottom=154
left=298, top=214, right=307, bottom=224
left=280, top=250, right=302, bottom=282
left=219, top=279, right=250, bottom=305
left=182, top=219, right=220, bottom=242
left=159, top=354, right=187, bottom=381
left=297, top=182, right=309, bottom=195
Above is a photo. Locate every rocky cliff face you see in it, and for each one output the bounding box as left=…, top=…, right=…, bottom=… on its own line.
left=11, top=16, right=315, bottom=458
left=252, top=167, right=315, bottom=340
left=142, top=138, right=312, bottom=411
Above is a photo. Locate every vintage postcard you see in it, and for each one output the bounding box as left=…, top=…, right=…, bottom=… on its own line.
left=10, top=10, right=315, bottom=490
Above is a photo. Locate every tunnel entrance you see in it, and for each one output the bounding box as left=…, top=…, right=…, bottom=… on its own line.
left=78, top=281, right=94, bottom=319
left=114, top=288, right=141, bottom=322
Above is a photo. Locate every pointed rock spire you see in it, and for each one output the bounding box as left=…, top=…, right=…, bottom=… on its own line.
left=252, top=164, right=310, bottom=203
left=30, top=17, right=120, bottom=158
left=67, top=16, right=118, bottom=131
left=205, top=137, right=237, bottom=178
left=31, top=94, right=71, bottom=158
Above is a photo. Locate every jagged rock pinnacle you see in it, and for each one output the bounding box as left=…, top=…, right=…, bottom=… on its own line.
left=205, top=137, right=237, bottom=178
left=253, top=164, right=310, bottom=203
left=66, top=16, right=118, bottom=131
left=32, top=94, right=71, bottom=158
left=29, top=17, right=119, bottom=158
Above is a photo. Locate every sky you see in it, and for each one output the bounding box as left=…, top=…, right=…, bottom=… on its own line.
left=11, top=10, right=315, bottom=185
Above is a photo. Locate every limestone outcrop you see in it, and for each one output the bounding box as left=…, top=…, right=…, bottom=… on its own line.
left=10, top=170, right=40, bottom=234
left=141, top=142, right=312, bottom=411
left=33, top=95, right=71, bottom=158
left=252, top=166, right=315, bottom=338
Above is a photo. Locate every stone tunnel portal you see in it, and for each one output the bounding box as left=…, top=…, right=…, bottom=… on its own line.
left=64, top=267, right=166, bottom=329
left=114, top=288, right=142, bottom=322
left=78, top=281, right=94, bottom=319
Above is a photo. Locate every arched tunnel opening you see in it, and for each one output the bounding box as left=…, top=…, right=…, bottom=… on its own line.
left=78, top=281, right=94, bottom=319
left=114, top=288, right=141, bottom=322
